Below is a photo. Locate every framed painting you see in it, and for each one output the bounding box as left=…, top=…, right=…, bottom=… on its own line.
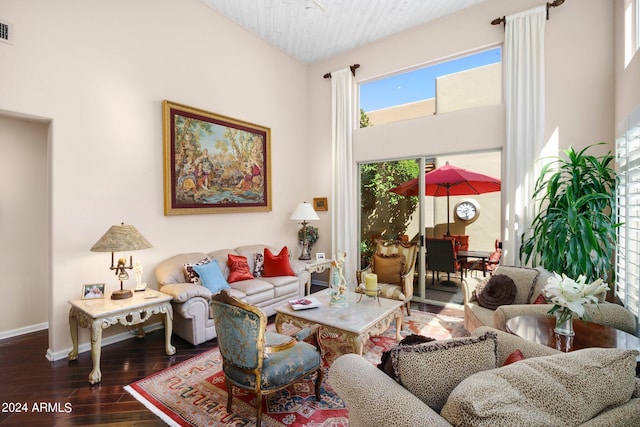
left=163, top=100, right=272, bottom=215
left=313, top=197, right=328, bottom=211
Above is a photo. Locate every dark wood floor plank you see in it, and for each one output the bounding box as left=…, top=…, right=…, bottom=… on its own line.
left=0, top=285, right=462, bottom=425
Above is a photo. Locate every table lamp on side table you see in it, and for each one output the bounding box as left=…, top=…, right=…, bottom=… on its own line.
left=290, top=202, right=319, bottom=260
left=90, top=222, right=153, bottom=300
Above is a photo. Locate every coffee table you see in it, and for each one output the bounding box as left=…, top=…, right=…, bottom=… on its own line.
left=275, top=288, right=403, bottom=355
left=506, top=314, right=640, bottom=353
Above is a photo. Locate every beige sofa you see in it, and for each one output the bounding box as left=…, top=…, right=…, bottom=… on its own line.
left=461, top=265, right=637, bottom=335
left=154, top=244, right=309, bottom=345
left=329, top=327, right=640, bottom=426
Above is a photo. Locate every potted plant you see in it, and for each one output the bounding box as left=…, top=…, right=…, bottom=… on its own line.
left=520, top=143, right=619, bottom=284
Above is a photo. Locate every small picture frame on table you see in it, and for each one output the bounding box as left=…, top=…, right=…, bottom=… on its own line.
left=82, top=283, right=106, bottom=300
left=316, top=253, right=326, bottom=261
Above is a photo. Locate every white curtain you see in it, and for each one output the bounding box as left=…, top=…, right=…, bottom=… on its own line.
left=331, top=68, right=357, bottom=286
left=503, top=5, right=546, bottom=266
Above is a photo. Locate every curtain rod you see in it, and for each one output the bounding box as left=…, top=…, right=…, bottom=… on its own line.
left=323, top=64, right=360, bottom=79
left=491, top=0, right=565, bottom=27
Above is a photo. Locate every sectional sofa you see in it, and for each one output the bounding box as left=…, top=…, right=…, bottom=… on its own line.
left=329, top=327, right=640, bottom=426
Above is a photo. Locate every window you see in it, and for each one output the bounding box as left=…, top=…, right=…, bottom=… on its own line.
left=636, top=0, right=640, bottom=52
left=625, top=0, right=640, bottom=66
left=615, top=103, right=640, bottom=324
left=359, top=47, right=501, bottom=127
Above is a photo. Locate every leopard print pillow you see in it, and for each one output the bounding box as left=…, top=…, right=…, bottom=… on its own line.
left=390, top=331, right=498, bottom=413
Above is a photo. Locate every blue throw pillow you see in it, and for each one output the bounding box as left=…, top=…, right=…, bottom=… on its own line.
left=191, top=259, right=230, bottom=294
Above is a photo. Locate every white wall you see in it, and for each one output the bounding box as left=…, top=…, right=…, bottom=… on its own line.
left=306, top=0, right=617, bottom=260
left=0, top=0, right=310, bottom=356
left=616, top=0, right=640, bottom=124
left=0, top=116, right=49, bottom=336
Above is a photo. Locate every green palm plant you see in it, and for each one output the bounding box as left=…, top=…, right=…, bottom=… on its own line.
left=520, top=143, right=619, bottom=283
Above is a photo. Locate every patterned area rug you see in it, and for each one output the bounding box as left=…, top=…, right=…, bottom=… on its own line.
left=125, top=309, right=467, bottom=426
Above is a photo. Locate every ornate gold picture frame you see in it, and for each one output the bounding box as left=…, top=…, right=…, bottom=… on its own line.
left=163, top=100, right=272, bottom=215
left=313, top=197, right=328, bottom=211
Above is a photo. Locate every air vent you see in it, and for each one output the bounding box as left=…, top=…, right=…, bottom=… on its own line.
left=0, top=20, right=12, bottom=44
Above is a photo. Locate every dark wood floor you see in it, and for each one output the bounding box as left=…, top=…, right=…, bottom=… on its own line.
left=0, top=289, right=463, bottom=426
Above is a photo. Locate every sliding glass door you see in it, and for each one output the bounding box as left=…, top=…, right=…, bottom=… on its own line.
left=359, top=151, right=502, bottom=305
left=359, top=157, right=430, bottom=300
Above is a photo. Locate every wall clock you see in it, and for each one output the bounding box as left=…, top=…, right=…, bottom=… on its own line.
left=455, top=199, right=480, bottom=224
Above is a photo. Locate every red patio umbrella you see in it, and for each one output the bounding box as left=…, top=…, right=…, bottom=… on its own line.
left=389, top=162, right=501, bottom=234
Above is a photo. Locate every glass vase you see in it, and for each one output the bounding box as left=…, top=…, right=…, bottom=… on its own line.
left=554, top=310, right=575, bottom=336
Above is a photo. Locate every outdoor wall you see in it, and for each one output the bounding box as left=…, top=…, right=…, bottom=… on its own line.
left=366, top=99, right=436, bottom=126
left=0, top=0, right=309, bottom=358
left=436, top=63, right=502, bottom=114
left=426, top=151, right=502, bottom=252
left=307, top=0, right=616, bottom=261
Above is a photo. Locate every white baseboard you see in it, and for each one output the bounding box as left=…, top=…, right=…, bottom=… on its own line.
left=0, top=322, right=48, bottom=340
left=45, top=321, right=165, bottom=361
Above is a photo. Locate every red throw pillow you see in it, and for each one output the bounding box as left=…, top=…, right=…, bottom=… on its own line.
left=263, top=246, right=296, bottom=277
left=502, top=349, right=526, bottom=366
left=533, top=293, right=548, bottom=304
left=227, top=254, right=254, bottom=283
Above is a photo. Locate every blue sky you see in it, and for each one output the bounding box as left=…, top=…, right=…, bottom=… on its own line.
left=360, top=47, right=501, bottom=112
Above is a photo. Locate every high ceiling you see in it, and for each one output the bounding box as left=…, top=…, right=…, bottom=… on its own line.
left=199, top=0, right=489, bottom=64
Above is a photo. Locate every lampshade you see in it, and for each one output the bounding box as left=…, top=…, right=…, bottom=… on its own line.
left=289, top=202, right=319, bottom=222
left=90, top=223, right=153, bottom=252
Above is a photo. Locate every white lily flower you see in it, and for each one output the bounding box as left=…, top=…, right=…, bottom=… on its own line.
left=542, top=272, right=608, bottom=321
left=582, top=278, right=608, bottom=297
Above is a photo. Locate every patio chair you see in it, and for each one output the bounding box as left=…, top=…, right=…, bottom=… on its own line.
left=444, top=234, right=469, bottom=251
left=462, top=239, right=502, bottom=277
left=211, top=290, right=323, bottom=425
left=426, top=237, right=461, bottom=284
left=357, top=239, right=418, bottom=316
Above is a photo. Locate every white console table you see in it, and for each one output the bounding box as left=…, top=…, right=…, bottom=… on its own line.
left=68, top=290, right=176, bottom=384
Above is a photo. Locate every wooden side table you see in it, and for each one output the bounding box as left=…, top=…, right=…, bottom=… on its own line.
left=506, top=314, right=640, bottom=353
left=68, top=290, right=176, bottom=384
left=304, top=258, right=333, bottom=295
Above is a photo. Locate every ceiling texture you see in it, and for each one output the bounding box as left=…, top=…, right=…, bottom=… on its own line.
left=199, top=0, right=489, bottom=64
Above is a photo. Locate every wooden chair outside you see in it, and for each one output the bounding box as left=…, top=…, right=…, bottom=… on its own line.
left=463, top=239, right=502, bottom=277
left=444, top=234, right=469, bottom=251
left=426, top=237, right=461, bottom=284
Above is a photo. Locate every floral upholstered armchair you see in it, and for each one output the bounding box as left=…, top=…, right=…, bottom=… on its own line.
left=210, top=290, right=323, bottom=425
left=357, top=239, right=418, bottom=315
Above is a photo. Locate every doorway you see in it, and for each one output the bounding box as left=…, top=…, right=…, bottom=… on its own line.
left=0, top=114, right=50, bottom=338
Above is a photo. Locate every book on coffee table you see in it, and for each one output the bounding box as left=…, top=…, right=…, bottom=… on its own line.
left=288, top=297, right=321, bottom=310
